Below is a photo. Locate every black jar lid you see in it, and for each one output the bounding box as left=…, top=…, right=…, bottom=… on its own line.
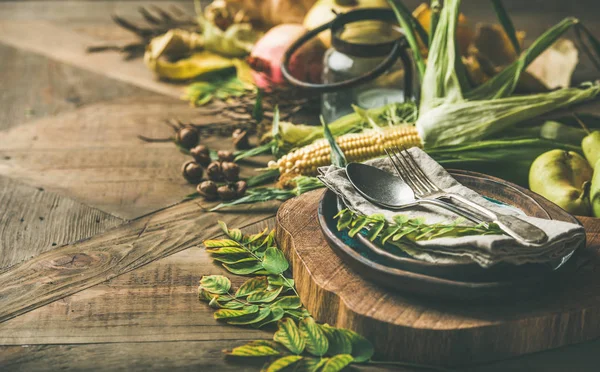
left=331, top=8, right=404, bottom=58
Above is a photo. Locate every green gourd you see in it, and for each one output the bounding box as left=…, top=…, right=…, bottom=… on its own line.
left=529, top=150, right=593, bottom=216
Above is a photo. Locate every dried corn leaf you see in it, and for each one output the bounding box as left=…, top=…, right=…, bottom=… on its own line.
left=469, top=23, right=525, bottom=68
left=145, top=50, right=235, bottom=81
left=525, top=38, right=579, bottom=90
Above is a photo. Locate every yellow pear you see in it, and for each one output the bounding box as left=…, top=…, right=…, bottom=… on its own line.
left=582, top=131, right=600, bottom=166
left=529, top=150, right=593, bottom=216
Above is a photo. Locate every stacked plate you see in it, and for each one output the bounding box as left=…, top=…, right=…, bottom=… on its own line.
left=317, top=170, right=584, bottom=300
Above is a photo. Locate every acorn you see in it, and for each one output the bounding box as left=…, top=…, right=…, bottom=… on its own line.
left=190, top=145, right=211, bottom=167
left=206, top=161, right=224, bottom=181
left=217, top=150, right=235, bottom=162
left=181, top=161, right=204, bottom=184
left=234, top=180, right=248, bottom=198
left=176, top=127, right=199, bottom=150
left=197, top=180, right=219, bottom=201
left=221, top=162, right=240, bottom=182
left=217, top=185, right=237, bottom=201
left=232, top=129, right=250, bottom=150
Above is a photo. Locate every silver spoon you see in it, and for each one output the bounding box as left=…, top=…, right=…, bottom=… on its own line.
left=345, top=162, right=485, bottom=225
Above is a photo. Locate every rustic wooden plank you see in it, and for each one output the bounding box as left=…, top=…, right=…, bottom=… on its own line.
left=276, top=189, right=600, bottom=366
left=0, top=219, right=276, bottom=344
left=0, top=341, right=268, bottom=372
left=0, top=95, right=258, bottom=220
left=0, top=175, right=123, bottom=271
left=0, top=196, right=279, bottom=324
left=0, top=20, right=182, bottom=99
left=0, top=43, right=154, bottom=132
left=1, top=339, right=599, bottom=372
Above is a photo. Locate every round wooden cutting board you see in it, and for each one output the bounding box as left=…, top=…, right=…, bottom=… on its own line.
left=275, top=172, right=600, bottom=366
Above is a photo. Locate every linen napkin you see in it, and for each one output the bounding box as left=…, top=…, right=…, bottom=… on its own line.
left=317, top=147, right=585, bottom=268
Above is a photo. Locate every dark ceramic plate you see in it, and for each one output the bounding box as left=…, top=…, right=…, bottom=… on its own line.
left=317, top=170, right=583, bottom=300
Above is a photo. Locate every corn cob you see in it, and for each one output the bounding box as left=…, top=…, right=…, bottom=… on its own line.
left=272, top=125, right=422, bottom=177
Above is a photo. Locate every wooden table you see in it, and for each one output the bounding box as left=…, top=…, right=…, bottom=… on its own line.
left=1, top=1, right=600, bottom=371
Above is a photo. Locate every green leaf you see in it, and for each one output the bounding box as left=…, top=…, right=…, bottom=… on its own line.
left=267, top=276, right=294, bottom=289
left=284, top=308, right=311, bottom=321
left=295, top=358, right=328, bottom=372
left=335, top=210, right=353, bottom=231
left=203, top=239, right=242, bottom=248
left=320, top=325, right=352, bottom=356
left=223, top=260, right=264, bottom=275
left=264, top=355, right=303, bottom=372
left=212, top=255, right=257, bottom=265
left=321, top=354, right=353, bottom=372
left=214, top=305, right=259, bottom=320
left=226, top=343, right=281, bottom=357
left=236, top=277, right=269, bottom=298
left=200, top=275, right=231, bottom=294
left=342, top=330, right=374, bottom=363
left=300, top=317, right=329, bottom=357
left=262, top=247, right=289, bottom=275
left=388, top=0, right=427, bottom=82
left=273, top=318, right=305, bottom=355
left=247, top=286, right=284, bottom=303
left=220, top=301, right=246, bottom=310
left=254, top=306, right=285, bottom=329
left=490, top=0, right=520, bottom=55
left=198, top=288, right=216, bottom=302
left=348, top=217, right=369, bottom=238
left=247, top=340, right=288, bottom=353
left=271, top=296, right=302, bottom=310
left=206, top=247, right=248, bottom=255
left=228, top=307, right=272, bottom=325
left=321, top=116, right=346, bottom=167
left=217, top=221, right=244, bottom=241
left=245, top=228, right=268, bottom=244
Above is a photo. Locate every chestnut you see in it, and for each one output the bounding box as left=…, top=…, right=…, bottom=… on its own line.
left=181, top=161, right=203, bottom=184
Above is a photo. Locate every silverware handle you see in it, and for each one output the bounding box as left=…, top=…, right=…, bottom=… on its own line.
left=447, top=193, right=548, bottom=244
left=418, top=199, right=486, bottom=226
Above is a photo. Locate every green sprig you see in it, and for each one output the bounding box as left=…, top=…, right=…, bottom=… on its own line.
left=335, top=209, right=505, bottom=245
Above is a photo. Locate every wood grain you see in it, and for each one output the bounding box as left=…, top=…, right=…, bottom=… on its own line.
left=0, top=43, right=153, bottom=132
left=0, top=198, right=279, bottom=324
left=0, top=95, right=260, bottom=220
left=277, top=189, right=600, bottom=366
left=0, top=20, right=183, bottom=99
left=0, top=175, right=123, bottom=271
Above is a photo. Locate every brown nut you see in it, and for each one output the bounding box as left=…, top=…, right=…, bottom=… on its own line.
left=190, top=145, right=209, bottom=157
left=191, top=145, right=212, bottom=167
left=234, top=180, right=248, bottom=198
left=221, top=162, right=240, bottom=182
left=181, top=161, right=203, bottom=184
left=197, top=180, right=218, bottom=201
left=206, top=161, right=224, bottom=182
left=176, top=127, right=199, bottom=150
left=217, top=150, right=235, bottom=162
left=217, top=185, right=237, bottom=201
left=232, top=129, right=251, bottom=150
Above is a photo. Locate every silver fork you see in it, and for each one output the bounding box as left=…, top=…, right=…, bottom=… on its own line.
left=385, top=146, right=548, bottom=245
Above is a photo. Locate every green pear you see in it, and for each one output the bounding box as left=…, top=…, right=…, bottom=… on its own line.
left=529, top=150, right=593, bottom=216
left=582, top=131, right=600, bottom=166
left=592, top=160, right=600, bottom=217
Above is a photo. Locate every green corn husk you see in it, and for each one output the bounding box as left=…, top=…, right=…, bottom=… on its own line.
left=417, top=83, right=600, bottom=147
left=418, top=0, right=469, bottom=112
left=429, top=138, right=582, bottom=186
